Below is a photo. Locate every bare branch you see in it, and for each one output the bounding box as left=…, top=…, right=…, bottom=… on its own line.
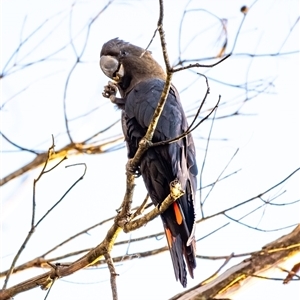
left=0, top=135, right=123, bottom=186
left=1, top=143, right=86, bottom=289
left=170, top=225, right=300, bottom=300
left=105, top=253, right=119, bottom=300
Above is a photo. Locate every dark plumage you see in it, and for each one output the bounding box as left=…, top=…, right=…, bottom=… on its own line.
left=100, top=38, right=198, bottom=287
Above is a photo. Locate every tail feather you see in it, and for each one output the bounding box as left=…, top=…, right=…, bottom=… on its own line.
left=164, top=228, right=187, bottom=287
left=184, top=239, right=196, bottom=279
left=163, top=202, right=196, bottom=287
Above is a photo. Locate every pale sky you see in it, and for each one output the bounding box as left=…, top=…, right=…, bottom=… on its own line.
left=1, top=0, right=299, bottom=299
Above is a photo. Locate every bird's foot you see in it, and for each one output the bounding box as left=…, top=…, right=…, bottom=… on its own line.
left=102, top=81, right=118, bottom=102
left=126, top=159, right=141, bottom=177
left=170, top=179, right=184, bottom=199
left=102, top=81, right=125, bottom=109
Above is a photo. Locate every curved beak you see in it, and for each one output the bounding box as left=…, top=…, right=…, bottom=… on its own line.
left=100, top=55, right=124, bottom=81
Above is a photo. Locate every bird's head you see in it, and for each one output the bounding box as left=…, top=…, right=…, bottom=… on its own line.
left=100, top=38, right=166, bottom=96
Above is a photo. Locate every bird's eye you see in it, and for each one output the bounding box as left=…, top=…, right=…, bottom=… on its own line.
left=120, top=50, right=127, bottom=57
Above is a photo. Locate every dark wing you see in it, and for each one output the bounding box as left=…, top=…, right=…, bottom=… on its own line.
left=124, top=78, right=198, bottom=287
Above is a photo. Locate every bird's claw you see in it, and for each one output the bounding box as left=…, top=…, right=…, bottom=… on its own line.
left=126, top=159, right=141, bottom=177
left=102, top=81, right=118, bottom=103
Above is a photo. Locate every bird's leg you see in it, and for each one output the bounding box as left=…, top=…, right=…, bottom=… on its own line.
left=102, top=81, right=125, bottom=109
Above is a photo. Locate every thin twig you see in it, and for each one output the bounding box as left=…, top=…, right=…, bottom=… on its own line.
left=198, top=168, right=300, bottom=223
left=2, top=138, right=56, bottom=289
left=105, top=254, right=118, bottom=300
left=200, top=253, right=234, bottom=286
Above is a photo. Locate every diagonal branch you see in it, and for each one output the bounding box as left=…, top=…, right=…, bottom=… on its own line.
left=0, top=135, right=123, bottom=186
left=0, top=179, right=183, bottom=299
left=170, top=225, right=300, bottom=300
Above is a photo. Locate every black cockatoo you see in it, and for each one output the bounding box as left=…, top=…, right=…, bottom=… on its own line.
left=99, top=38, right=198, bottom=287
